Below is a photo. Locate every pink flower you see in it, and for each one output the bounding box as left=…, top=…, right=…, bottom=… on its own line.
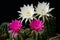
left=29, top=20, right=44, bottom=31
left=8, top=19, right=22, bottom=38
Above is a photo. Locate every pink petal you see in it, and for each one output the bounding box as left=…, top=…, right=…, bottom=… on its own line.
left=8, top=30, right=13, bottom=33
left=13, top=32, right=18, bottom=38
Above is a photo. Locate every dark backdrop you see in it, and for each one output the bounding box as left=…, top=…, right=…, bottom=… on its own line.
left=0, top=0, right=58, bottom=33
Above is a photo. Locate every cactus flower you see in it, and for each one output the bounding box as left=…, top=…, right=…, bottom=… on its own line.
left=29, top=20, right=44, bottom=31
left=8, top=19, right=22, bottom=38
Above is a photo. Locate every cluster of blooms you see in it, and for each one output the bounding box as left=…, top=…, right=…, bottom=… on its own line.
left=8, top=2, right=54, bottom=38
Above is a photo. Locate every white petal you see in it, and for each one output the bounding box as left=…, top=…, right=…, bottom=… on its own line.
left=38, top=15, right=42, bottom=18
left=49, top=14, right=53, bottom=17
left=46, top=13, right=53, bottom=17
left=38, top=2, right=41, bottom=7
left=49, top=8, right=54, bottom=12
left=34, top=14, right=39, bottom=17
left=33, top=17, right=37, bottom=20
left=17, top=11, right=21, bottom=13
left=25, top=19, right=28, bottom=23
left=29, top=18, right=31, bottom=23
left=46, top=16, right=48, bottom=20
left=20, top=7, right=23, bottom=10
left=46, top=3, right=50, bottom=10
left=42, top=2, right=47, bottom=6
left=27, top=4, right=29, bottom=7
left=24, top=5, right=26, bottom=7
left=22, top=18, right=25, bottom=22
left=42, top=1, right=44, bottom=4
left=47, top=3, right=50, bottom=6
left=30, top=17, right=33, bottom=20
left=31, top=4, right=33, bottom=8
left=46, top=14, right=50, bottom=16
left=18, top=17, right=21, bottom=19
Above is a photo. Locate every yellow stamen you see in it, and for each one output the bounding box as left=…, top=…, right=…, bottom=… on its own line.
left=25, top=11, right=31, bottom=17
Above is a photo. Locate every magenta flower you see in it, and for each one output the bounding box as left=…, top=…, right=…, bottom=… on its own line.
left=29, top=20, right=44, bottom=31
left=8, top=19, right=22, bottom=38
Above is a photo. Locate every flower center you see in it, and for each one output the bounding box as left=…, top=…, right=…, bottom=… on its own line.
left=35, top=25, right=38, bottom=27
left=40, top=8, right=46, bottom=15
left=25, top=11, right=31, bottom=17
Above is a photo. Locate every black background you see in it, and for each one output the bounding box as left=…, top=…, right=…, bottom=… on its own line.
left=0, top=0, right=58, bottom=33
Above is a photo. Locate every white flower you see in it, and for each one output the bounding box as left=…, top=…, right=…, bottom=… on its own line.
left=17, top=4, right=35, bottom=23
left=35, top=2, right=54, bottom=18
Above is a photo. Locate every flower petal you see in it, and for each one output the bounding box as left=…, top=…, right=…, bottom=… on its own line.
left=17, top=11, right=22, bottom=13
left=49, top=8, right=54, bottom=12
left=13, top=32, right=18, bottom=38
